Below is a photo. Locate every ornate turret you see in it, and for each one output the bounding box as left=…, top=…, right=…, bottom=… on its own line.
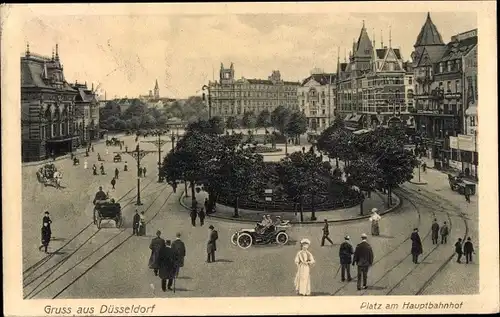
left=26, top=42, right=30, bottom=57
left=414, top=12, right=445, bottom=47
left=55, top=43, right=60, bottom=61
left=154, top=79, right=159, bottom=99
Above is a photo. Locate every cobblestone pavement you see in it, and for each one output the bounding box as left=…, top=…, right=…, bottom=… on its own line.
left=22, top=135, right=477, bottom=298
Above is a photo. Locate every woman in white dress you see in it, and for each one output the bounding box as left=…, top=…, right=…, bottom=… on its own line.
left=84, top=159, right=88, bottom=169
left=294, top=238, right=315, bottom=296
left=370, top=208, right=381, bottom=236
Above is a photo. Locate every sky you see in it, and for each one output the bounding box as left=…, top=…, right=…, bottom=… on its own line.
left=15, top=6, right=477, bottom=99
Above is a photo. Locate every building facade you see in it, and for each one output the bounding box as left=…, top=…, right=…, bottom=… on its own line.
left=208, top=63, right=300, bottom=119
left=72, top=81, right=100, bottom=145
left=21, top=44, right=80, bottom=162
left=335, top=22, right=413, bottom=130
left=298, top=70, right=336, bottom=131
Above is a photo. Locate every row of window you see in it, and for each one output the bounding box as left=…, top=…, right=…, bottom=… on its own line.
left=213, top=84, right=297, bottom=91
left=438, top=60, right=462, bottom=73
left=301, top=99, right=330, bottom=107
left=212, top=91, right=297, bottom=98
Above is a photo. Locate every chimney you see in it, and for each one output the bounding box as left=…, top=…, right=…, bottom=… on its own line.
left=92, top=82, right=94, bottom=91
left=26, top=42, right=30, bottom=57
left=55, top=44, right=59, bottom=61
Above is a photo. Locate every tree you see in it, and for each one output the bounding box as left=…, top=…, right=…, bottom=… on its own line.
left=271, top=105, right=291, bottom=134
left=286, top=111, right=308, bottom=144
left=241, top=111, right=257, bottom=130
left=316, top=128, right=357, bottom=168
left=114, top=119, right=128, bottom=131
left=277, top=151, right=329, bottom=222
left=257, top=109, right=271, bottom=129
left=345, top=155, right=383, bottom=215
left=209, top=116, right=225, bottom=135
left=331, top=115, right=345, bottom=131
left=225, top=116, right=239, bottom=132
left=105, top=115, right=119, bottom=130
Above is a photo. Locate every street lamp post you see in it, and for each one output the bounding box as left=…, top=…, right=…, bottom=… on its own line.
left=118, top=143, right=155, bottom=205
left=202, top=85, right=212, bottom=119
left=142, top=133, right=169, bottom=183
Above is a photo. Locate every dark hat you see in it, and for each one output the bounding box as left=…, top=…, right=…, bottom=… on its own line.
left=209, top=225, right=215, bottom=229
left=165, top=240, right=172, bottom=245
left=156, top=230, right=161, bottom=236
left=176, top=232, right=181, bottom=238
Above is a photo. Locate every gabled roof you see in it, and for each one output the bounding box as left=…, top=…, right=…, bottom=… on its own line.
left=375, top=48, right=402, bottom=60
left=301, top=73, right=336, bottom=86
left=414, top=13, right=445, bottom=47
left=413, top=45, right=446, bottom=67
left=439, top=35, right=477, bottom=62
left=21, top=56, right=76, bottom=92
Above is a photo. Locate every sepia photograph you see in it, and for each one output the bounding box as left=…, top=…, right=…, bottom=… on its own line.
left=2, top=2, right=498, bottom=316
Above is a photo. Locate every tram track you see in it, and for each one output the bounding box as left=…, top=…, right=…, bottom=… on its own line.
left=22, top=178, right=160, bottom=296
left=24, top=182, right=173, bottom=299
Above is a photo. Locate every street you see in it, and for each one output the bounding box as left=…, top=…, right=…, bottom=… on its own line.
left=22, top=134, right=478, bottom=298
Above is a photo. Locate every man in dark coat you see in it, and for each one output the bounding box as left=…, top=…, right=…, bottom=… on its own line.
left=158, top=240, right=176, bottom=291
left=132, top=210, right=140, bottom=236
left=411, top=228, right=423, bottom=264
left=431, top=219, right=440, bottom=245
left=190, top=208, right=197, bottom=227
left=339, top=235, right=354, bottom=282
left=93, top=164, right=98, bottom=175
left=111, top=177, right=116, bottom=190
left=463, top=237, right=475, bottom=264
left=204, top=198, right=209, bottom=213
left=321, top=219, right=334, bottom=246
left=440, top=221, right=449, bottom=244
left=206, top=225, right=218, bottom=263
left=353, top=233, right=374, bottom=290
left=198, top=208, right=206, bottom=226
left=171, top=233, right=186, bottom=277
left=455, top=238, right=463, bottom=263
left=39, top=222, right=51, bottom=253
left=143, top=167, right=147, bottom=177
left=93, top=186, right=107, bottom=204
left=149, top=230, right=165, bottom=276
left=114, top=168, right=119, bottom=179
left=42, top=211, right=52, bottom=238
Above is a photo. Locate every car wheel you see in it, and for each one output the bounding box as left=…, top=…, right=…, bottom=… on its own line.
left=237, top=232, right=253, bottom=249
left=231, top=233, right=238, bottom=246
left=276, top=232, right=289, bottom=245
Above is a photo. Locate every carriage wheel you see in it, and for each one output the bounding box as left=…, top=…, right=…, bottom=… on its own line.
left=276, top=232, right=289, bottom=245
left=231, top=233, right=238, bottom=246
left=237, top=233, right=253, bottom=249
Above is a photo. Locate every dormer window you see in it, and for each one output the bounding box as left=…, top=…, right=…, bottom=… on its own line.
left=439, top=63, right=444, bottom=73
left=447, top=61, right=452, bottom=72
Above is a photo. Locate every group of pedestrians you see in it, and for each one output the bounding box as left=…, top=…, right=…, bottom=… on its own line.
left=132, top=210, right=147, bottom=236
left=148, top=231, right=186, bottom=292
left=189, top=198, right=207, bottom=227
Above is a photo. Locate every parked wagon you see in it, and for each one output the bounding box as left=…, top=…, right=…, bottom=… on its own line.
left=448, top=174, right=476, bottom=196
left=93, top=200, right=123, bottom=229
left=113, top=153, right=122, bottom=163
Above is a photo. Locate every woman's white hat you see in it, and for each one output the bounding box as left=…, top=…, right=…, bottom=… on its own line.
left=371, top=208, right=378, bottom=213
left=300, top=238, right=311, bottom=245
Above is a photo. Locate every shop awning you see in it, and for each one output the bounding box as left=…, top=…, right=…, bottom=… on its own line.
left=46, top=136, right=79, bottom=143
left=344, top=114, right=353, bottom=121
left=350, top=114, right=363, bottom=122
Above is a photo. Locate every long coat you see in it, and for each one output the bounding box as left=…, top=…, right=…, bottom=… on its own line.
left=148, top=237, right=165, bottom=269
left=132, top=213, right=140, bottom=228
left=339, top=241, right=354, bottom=264
left=431, top=223, right=440, bottom=239
left=171, top=239, right=186, bottom=267
left=353, top=241, right=374, bottom=267
left=41, top=226, right=51, bottom=245
left=43, top=216, right=52, bottom=235
left=207, top=230, right=218, bottom=254
left=411, top=232, right=423, bottom=255
left=158, top=246, right=176, bottom=280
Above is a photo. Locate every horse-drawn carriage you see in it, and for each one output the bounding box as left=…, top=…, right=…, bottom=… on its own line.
left=113, top=153, right=122, bottom=163
left=93, top=199, right=123, bottom=229
left=448, top=174, right=476, bottom=195
left=106, top=137, right=122, bottom=147
left=36, top=164, right=62, bottom=188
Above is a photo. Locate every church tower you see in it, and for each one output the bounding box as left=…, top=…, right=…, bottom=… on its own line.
left=220, top=62, right=235, bottom=84
left=154, top=79, right=159, bottom=99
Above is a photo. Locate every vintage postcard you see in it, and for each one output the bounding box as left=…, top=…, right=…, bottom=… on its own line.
left=1, top=1, right=498, bottom=316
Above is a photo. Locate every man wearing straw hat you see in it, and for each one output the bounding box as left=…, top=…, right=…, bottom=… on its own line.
left=353, top=233, right=374, bottom=290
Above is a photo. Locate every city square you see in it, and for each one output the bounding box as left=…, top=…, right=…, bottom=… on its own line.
left=17, top=10, right=481, bottom=301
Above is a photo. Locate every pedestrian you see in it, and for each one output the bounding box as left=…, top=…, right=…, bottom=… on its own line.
left=422, top=162, right=427, bottom=172
left=320, top=219, right=334, bottom=246
left=339, top=235, right=353, bottom=282
left=171, top=233, right=186, bottom=277
left=139, top=211, right=146, bottom=236
left=190, top=208, right=197, bottom=227
left=124, top=162, right=128, bottom=172
left=455, top=238, right=463, bottom=263
left=97, top=153, right=102, bottom=161
left=84, top=159, right=88, bottom=169
left=132, top=210, right=140, bottom=236
left=158, top=240, right=176, bottom=292
left=431, top=218, right=440, bottom=245
left=39, top=222, right=51, bottom=253
left=206, top=225, right=218, bottom=263
left=204, top=198, right=209, bottom=213
left=92, top=164, right=97, bottom=175
left=198, top=207, right=205, bottom=226
left=85, top=150, right=89, bottom=157
left=148, top=230, right=165, bottom=276
left=138, top=167, right=143, bottom=178
left=120, top=143, right=122, bottom=150
left=172, top=181, right=177, bottom=193
left=294, top=238, right=315, bottom=296
left=111, top=177, right=116, bottom=190
left=42, top=211, right=52, bottom=240
left=100, top=163, right=105, bottom=175
left=115, top=168, right=119, bottom=179
left=143, top=166, right=147, bottom=177
left=440, top=221, right=449, bottom=244
left=105, top=147, right=109, bottom=155
left=353, top=233, right=374, bottom=291
left=369, top=208, right=381, bottom=236
left=464, top=189, right=471, bottom=203
left=410, top=228, right=423, bottom=264
left=125, top=145, right=128, bottom=152
left=91, top=145, right=94, bottom=152
left=463, top=237, right=475, bottom=264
